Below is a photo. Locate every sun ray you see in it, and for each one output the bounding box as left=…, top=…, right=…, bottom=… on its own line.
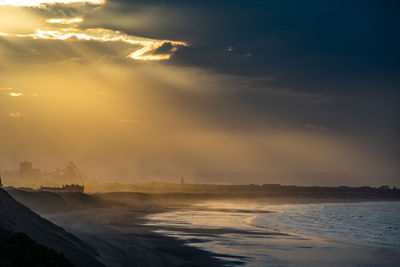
left=1, top=28, right=188, bottom=61
left=46, top=17, right=83, bottom=25
left=9, top=92, right=22, bottom=96
left=0, top=0, right=104, bottom=7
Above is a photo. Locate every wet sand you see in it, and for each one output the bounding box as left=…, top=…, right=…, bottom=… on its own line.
left=43, top=207, right=229, bottom=267
left=10, top=191, right=400, bottom=266
left=146, top=201, right=400, bottom=266
left=43, top=204, right=400, bottom=267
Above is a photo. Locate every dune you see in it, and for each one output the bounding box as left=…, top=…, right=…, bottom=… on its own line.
left=0, top=188, right=104, bottom=267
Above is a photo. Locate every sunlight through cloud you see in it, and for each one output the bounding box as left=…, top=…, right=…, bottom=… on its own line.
left=9, top=92, right=22, bottom=96
left=3, top=28, right=188, bottom=61
left=0, top=0, right=187, bottom=61
left=9, top=112, right=22, bottom=117
left=46, top=17, right=83, bottom=25
left=0, top=0, right=104, bottom=7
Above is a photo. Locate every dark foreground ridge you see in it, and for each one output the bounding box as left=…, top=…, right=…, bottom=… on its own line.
left=0, top=231, right=74, bottom=267
left=0, top=188, right=104, bottom=267
left=7, top=190, right=230, bottom=266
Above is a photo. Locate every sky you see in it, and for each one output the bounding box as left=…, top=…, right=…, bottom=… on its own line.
left=0, top=0, right=399, bottom=186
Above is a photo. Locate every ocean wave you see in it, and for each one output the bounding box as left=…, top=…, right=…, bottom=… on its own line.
left=247, top=202, right=400, bottom=248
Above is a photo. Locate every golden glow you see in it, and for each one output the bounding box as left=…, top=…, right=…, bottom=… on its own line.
left=0, top=0, right=187, bottom=61
left=128, top=42, right=183, bottom=61
left=0, top=0, right=393, bottom=184
left=0, top=0, right=104, bottom=7
left=3, top=28, right=188, bottom=61
left=9, top=112, right=22, bottom=117
left=46, top=17, right=83, bottom=25
left=9, top=92, right=22, bottom=96
left=119, top=119, right=138, bottom=123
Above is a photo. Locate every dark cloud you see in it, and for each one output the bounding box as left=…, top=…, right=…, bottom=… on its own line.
left=96, top=0, right=399, bottom=166
left=84, top=1, right=400, bottom=84
left=80, top=0, right=400, bottom=127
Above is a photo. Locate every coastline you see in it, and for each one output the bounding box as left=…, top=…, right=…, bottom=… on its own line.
left=145, top=200, right=400, bottom=266
left=9, top=190, right=400, bottom=266
left=43, top=207, right=229, bottom=267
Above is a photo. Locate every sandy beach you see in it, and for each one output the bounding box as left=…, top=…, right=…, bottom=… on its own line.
left=41, top=207, right=226, bottom=267
left=29, top=196, right=399, bottom=267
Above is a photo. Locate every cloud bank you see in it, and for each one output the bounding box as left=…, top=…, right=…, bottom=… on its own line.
left=0, top=0, right=188, bottom=60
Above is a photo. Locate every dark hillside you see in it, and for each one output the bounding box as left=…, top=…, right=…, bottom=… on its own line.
left=0, top=231, right=75, bottom=267
left=0, top=189, right=104, bottom=267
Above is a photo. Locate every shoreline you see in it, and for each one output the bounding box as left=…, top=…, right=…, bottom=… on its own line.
left=145, top=200, right=400, bottom=266
left=9, top=190, right=400, bottom=266
left=43, top=206, right=230, bottom=267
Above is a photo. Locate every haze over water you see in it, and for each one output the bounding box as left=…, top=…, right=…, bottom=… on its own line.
left=0, top=0, right=399, bottom=187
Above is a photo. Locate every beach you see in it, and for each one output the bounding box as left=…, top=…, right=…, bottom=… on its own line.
left=146, top=200, right=400, bottom=266
left=42, top=206, right=226, bottom=267
left=33, top=196, right=400, bottom=267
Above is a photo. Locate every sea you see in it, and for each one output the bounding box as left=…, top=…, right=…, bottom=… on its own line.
left=146, top=201, right=400, bottom=266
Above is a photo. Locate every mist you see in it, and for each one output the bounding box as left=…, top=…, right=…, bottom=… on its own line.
left=0, top=1, right=399, bottom=186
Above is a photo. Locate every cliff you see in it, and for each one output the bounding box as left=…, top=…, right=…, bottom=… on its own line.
left=0, top=188, right=103, bottom=267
